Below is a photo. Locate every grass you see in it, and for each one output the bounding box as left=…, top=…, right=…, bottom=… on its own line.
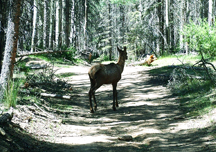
left=179, top=87, right=216, bottom=117
left=3, top=79, right=22, bottom=108
left=56, top=72, right=75, bottom=78
left=148, top=54, right=216, bottom=118
left=151, top=54, right=202, bottom=67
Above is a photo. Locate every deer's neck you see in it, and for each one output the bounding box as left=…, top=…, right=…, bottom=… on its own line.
left=117, top=57, right=125, bottom=73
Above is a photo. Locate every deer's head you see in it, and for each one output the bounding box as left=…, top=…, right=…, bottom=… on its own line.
left=117, top=46, right=128, bottom=60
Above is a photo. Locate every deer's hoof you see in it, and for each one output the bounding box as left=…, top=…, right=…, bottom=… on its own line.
left=113, top=107, right=116, bottom=111
left=94, top=106, right=97, bottom=111
left=90, top=108, right=94, bottom=113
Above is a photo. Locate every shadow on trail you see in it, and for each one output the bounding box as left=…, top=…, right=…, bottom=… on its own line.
left=10, top=65, right=216, bottom=151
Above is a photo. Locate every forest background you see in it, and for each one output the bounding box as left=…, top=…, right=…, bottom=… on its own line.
left=0, top=0, right=216, bottom=105
left=1, top=0, right=216, bottom=151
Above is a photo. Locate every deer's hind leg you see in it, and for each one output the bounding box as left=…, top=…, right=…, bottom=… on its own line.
left=112, top=82, right=118, bottom=111
left=89, top=79, right=94, bottom=113
left=89, top=77, right=102, bottom=113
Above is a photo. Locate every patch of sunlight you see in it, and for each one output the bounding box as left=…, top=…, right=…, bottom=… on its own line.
left=144, top=136, right=167, bottom=144
left=133, top=93, right=163, bottom=100
left=97, top=117, right=119, bottom=123
left=169, top=117, right=214, bottom=133
left=55, top=135, right=115, bottom=144
left=157, top=113, right=175, bottom=119
left=119, top=82, right=135, bottom=87
left=133, top=127, right=162, bottom=137
left=201, top=136, right=215, bottom=142
left=103, top=121, right=130, bottom=126
left=123, top=101, right=157, bottom=107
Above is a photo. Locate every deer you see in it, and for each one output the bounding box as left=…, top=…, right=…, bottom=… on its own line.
left=88, top=46, right=128, bottom=113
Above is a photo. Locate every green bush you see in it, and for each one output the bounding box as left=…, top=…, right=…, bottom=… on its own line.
left=52, top=46, right=77, bottom=61
left=182, top=19, right=216, bottom=56
left=167, top=67, right=212, bottom=95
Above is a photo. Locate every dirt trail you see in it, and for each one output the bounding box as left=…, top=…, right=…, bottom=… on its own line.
left=6, top=65, right=216, bottom=151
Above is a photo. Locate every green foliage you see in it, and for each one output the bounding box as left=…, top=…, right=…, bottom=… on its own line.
left=52, top=46, right=77, bottom=62
left=17, top=61, right=30, bottom=74
left=97, top=54, right=111, bottom=61
left=56, top=72, right=75, bottom=78
left=180, top=89, right=216, bottom=117
left=31, top=46, right=77, bottom=63
left=168, top=67, right=212, bottom=95
left=110, top=0, right=138, bottom=5
left=3, top=79, right=21, bottom=108
left=182, top=19, right=216, bottom=56
left=167, top=66, right=216, bottom=117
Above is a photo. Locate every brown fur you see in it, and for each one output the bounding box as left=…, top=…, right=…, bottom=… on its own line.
left=88, top=46, right=127, bottom=113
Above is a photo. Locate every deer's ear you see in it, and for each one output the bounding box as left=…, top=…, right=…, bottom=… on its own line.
left=124, top=46, right=127, bottom=52
left=117, top=46, right=121, bottom=52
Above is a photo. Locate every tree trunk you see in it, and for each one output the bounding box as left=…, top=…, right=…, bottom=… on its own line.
left=179, top=0, right=185, bottom=52
left=0, top=0, right=21, bottom=102
left=157, top=0, right=165, bottom=55
left=62, top=0, right=69, bottom=47
left=70, top=0, right=75, bottom=45
left=84, top=0, right=88, bottom=51
left=0, top=0, right=8, bottom=74
left=170, top=0, right=175, bottom=52
left=31, top=0, right=38, bottom=52
left=120, top=4, right=125, bottom=43
left=48, top=0, right=54, bottom=49
left=43, top=0, right=48, bottom=48
left=165, top=0, right=170, bottom=52
left=37, top=3, right=42, bottom=47
left=55, top=0, right=62, bottom=48
left=108, top=2, right=112, bottom=60
left=208, top=0, right=213, bottom=26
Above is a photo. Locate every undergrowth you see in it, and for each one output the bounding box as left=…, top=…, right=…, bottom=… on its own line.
left=167, top=66, right=216, bottom=117
left=150, top=54, right=216, bottom=117
left=3, top=79, right=22, bottom=108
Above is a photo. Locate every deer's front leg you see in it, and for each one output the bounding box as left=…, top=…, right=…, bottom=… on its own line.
left=115, top=91, right=118, bottom=107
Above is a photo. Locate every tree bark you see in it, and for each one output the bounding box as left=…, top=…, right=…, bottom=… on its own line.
left=165, top=0, right=170, bottom=52
left=179, top=0, right=185, bottom=52
left=43, top=0, right=48, bottom=48
left=157, top=0, right=165, bottom=55
left=208, top=0, right=213, bottom=26
left=48, top=0, right=54, bottom=49
left=31, top=0, right=38, bottom=52
left=84, top=0, right=88, bottom=51
left=62, top=0, right=69, bottom=47
left=0, top=0, right=21, bottom=102
left=55, top=0, right=62, bottom=49
left=108, top=2, right=112, bottom=60
left=0, top=1, right=8, bottom=74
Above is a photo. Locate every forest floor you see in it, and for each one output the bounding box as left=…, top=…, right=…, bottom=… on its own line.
left=1, top=61, right=216, bottom=151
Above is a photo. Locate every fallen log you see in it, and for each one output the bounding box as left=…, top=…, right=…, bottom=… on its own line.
left=17, top=49, right=74, bottom=57
left=40, top=93, right=72, bottom=99
left=19, top=90, right=73, bottom=100
left=0, top=108, right=13, bottom=125
left=0, top=113, right=13, bottom=125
